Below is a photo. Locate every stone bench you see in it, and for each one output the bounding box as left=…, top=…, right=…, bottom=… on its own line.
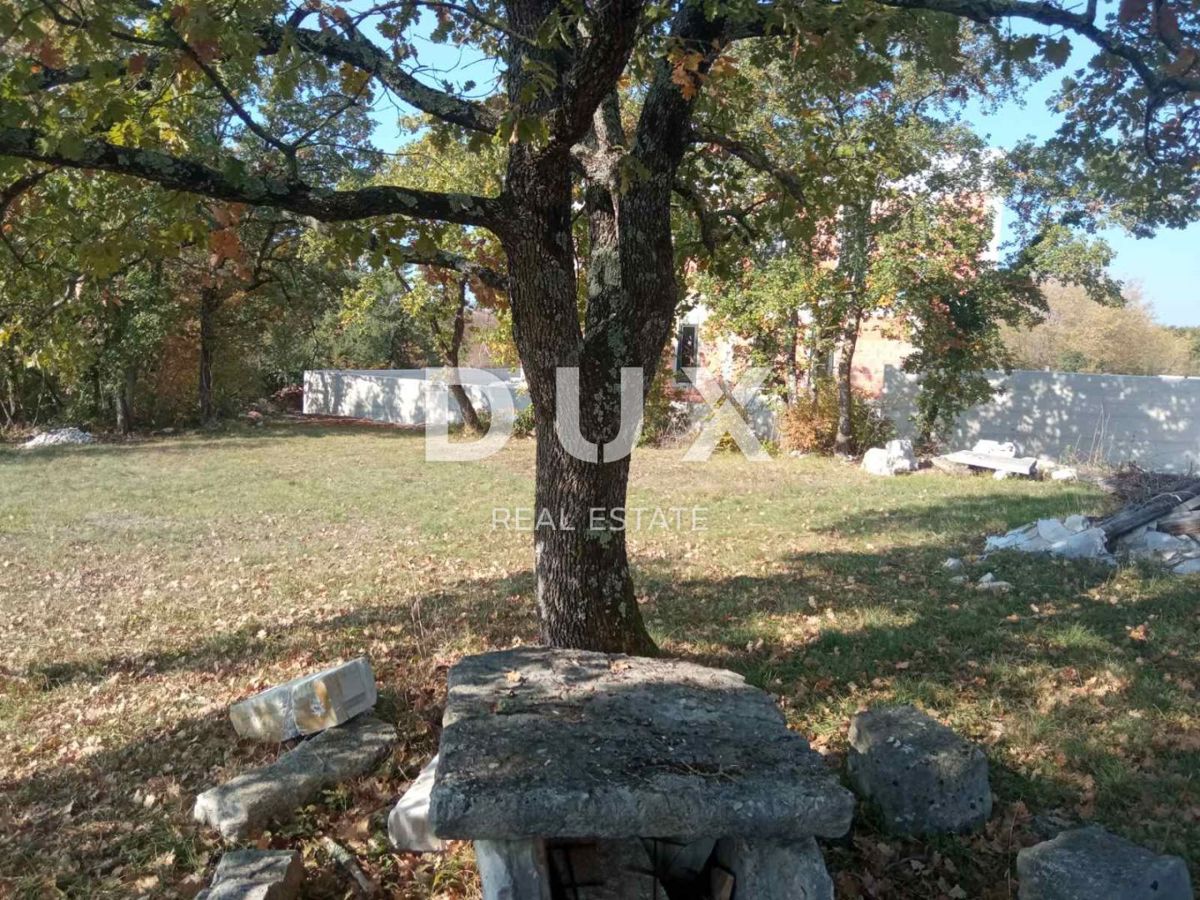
left=423, top=648, right=854, bottom=899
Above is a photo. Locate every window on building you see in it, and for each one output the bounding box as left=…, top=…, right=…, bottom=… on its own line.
left=676, top=323, right=698, bottom=373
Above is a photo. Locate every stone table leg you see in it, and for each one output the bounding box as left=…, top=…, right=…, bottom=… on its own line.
left=474, top=839, right=553, bottom=900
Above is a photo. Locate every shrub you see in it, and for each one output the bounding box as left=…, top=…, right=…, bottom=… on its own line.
left=779, top=379, right=893, bottom=455
left=511, top=402, right=536, bottom=438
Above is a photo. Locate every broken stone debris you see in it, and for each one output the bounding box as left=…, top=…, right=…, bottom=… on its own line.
left=197, top=849, right=303, bottom=900
left=986, top=487, right=1200, bottom=573
left=847, top=705, right=992, bottom=836
left=194, top=714, right=396, bottom=840
left=230, top=657, right=377, bottom=743
left=21, top=427, right=95, bottom=448
left=862, top=439, right=918, bottom=476
left=388, top=755, right=447, bottom=853
left=1016, top=825, right=1192, bottom=900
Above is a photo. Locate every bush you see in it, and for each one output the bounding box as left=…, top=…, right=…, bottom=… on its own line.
left=779, top=379, right=893, bottom=455
left=511, top=402, right=536, bottom=438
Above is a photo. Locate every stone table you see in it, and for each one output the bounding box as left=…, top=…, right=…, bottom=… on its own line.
left=427, top=648, right=854, bottom=899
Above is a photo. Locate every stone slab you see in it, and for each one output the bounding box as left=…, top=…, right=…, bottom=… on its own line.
left=230, top=657, right=377, bottom=743
left=388, top=755, right=447, bottom=852
left=848, top=705, right=991, bottom=836
left=429, top=648, right=854, bottom=841
left=713, top=836, right=833, bottom=900
left=1017, top=826, right=1192, bottom=900
left=197, top=849, right=303, bottom=900
left=194, top=715, right=395, bottom=840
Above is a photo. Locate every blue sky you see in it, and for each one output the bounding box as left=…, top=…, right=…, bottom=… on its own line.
left=369, top=18, right=1198, bottom=326
left=962, top=49, right=1200, bottom=326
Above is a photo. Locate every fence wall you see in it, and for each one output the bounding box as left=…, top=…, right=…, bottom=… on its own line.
left=881, top=367, right=1200, bottom=472
left=303, top=369, right=529, bottom=426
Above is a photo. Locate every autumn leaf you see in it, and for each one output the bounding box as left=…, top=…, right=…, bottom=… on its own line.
left=670, top=50, right=704, bottom=101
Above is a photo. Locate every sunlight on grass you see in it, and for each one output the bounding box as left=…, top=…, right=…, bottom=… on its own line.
left=1, top=424, right=1197, bottom=898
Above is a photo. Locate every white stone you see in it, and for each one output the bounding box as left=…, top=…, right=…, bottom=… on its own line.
left=985, top=523, right=1038, bottom=552
left=978, top=572, right=995, bottom=584
left=197, top=850, right=303, bottom=900
left=993, top=470, right=1011, bottom=480
left=388, top=756, right=447, bottom=853
left=1063, top=515, right=1089, bottom=533
left=972, top=439, right=1018, bottom=458
left=194, top=716, right=396, bottom=840
left=1050, top=467, right=1079, bottom=482
left=862, top=447, right=895, bottom=476
left=475, top=839, right=553, bottom=900
left=942, top=558, right=964, bottom=572
left=862, top=440, right=917, bottom=476
left=1036, top=519, right=1074, bottom=544
left=230, top=657, right=377, bottom=742
left=1172, top=558, right=1200, bottom=575
left=884, top=439, right=918, bottom=473
left=21, top=427, right=95, bottom=448
left=976, top=580, right=1013, bottom=593
left=1048, top=528, right=1111, bottom=561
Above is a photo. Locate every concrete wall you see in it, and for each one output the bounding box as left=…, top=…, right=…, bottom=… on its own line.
left=882, top=367, right=1200, bottom=472
left=303, top=369, right=529, bottom=426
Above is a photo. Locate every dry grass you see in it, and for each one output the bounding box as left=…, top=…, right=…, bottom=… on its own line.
left=1, top=423, right=1197, bottom=898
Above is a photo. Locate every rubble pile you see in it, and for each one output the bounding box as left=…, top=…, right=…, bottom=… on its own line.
left=22, top=427, right=95, bottom=448
left=984, top=480, right=1200, bottom=574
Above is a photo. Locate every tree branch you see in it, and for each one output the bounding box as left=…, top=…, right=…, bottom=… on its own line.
left=256, top=22, right=499, bottom=134
left=0, top=127, right=502, bottom=227
left=689, top=126, right=807, bottom=207
left=391, top=245, right=507, bottom=291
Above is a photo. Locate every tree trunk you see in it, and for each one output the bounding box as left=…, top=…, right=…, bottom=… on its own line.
left=834, top=306, right=862, bottom=455
left=114, top=366, right=135, bottom=434
left=198, top=287, right=218, bottom=422
left=834, top=203, right=869, bottom=455
left=445, top=279, right=484, bottom=433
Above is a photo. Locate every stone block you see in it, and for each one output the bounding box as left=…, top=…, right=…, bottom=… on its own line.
left=197, top=849, right=303, bottom=900
left=547, top=840, right=664, bottom=899
left=1173, top=557, right=1200, bottom=575
left=847, top=705, right=991, bottom=836
left=230, top=657, right=377, bottom=743
left=862, top=447, right=894, bottom=476
left=194, top=715, right=395, bottom=840
left=475, top=839, right=553, bottom=900
left=1048, top=527, right=1111, bottom=561
left=429, top=648, right=854, bottom=841
left=388, top=755, right=447, bottom=852
left=713, top=836, right=833, bottom=900
left=646, top=836, right=716, bottom=884
left=973, top=439, right=1018, bottom=457
left=1016, top=826, right=1192, bottom=900
left=1050, top=467, right=1079, bottom=481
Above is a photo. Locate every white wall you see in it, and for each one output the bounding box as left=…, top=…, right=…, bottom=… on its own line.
left=303, top=369, right=529, bottom=426
left=882, top=367, right=1200, bottom=471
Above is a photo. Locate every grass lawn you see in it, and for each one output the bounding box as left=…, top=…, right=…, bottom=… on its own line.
left=1, top=423, right=1197, bottom=898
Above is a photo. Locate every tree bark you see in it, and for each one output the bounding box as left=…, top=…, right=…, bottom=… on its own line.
left=834, top=203, right=869, bottom=455
left=198, top=287, right=219, bottom=423
left=834, top=306, right=862, bottom=455
left=114, top=366, right=135, bottom=434
left=443, top=279, right=483, bottom=433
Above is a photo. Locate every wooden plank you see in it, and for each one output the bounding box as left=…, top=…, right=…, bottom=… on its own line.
left=1097, top=479, right=1200, bottom=539
left=939, top=451, right=1038, bottom=476
left=1157, top=511, right=1200, bottom=536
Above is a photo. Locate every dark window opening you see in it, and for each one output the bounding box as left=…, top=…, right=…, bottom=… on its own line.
left=676, top=324, right=698, bottom=373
